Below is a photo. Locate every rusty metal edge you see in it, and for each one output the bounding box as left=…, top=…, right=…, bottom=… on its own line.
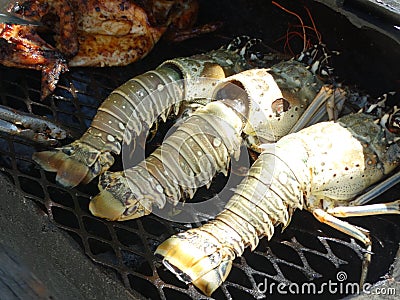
left=314, top=0, right=400, bottom=45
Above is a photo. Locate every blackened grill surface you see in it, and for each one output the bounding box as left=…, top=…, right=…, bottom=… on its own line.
left=0, top=174, right=140, bottom=300
left=0, top=1, right=400, bottom=299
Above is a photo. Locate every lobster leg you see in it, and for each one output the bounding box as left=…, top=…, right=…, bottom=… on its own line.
left=314, top=201, right=400, bottom=284
left=327, top=200, right=400, bottom=217
left=349, top=172, right=400, bottom=206
left=312, top=208, right=372, bottom=286
left=288, top=85, right=346, bottom=134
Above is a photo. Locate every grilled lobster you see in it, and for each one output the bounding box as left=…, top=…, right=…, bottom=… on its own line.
left=155, top=105, right=400, bottom=296
left=32, top=37, right=285, bottom=187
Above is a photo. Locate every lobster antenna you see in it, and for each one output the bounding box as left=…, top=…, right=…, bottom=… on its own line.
left=272, top=1, right=307, bottom=52
left=304, top=5, right=322, bottom=44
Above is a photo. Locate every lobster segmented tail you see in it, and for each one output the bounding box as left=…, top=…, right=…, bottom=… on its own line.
left=155, top=143, right=307, bottom=296
left=89, top=100, right=244, bottom=221
left=32, top=65, right=184, bottom=187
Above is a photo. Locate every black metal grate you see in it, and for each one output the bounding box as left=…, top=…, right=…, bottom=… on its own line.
left=1, top=1, right=400, bottom=299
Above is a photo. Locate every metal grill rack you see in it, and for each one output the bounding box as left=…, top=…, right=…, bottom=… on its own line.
left=0, top=1, right=399, bottom=299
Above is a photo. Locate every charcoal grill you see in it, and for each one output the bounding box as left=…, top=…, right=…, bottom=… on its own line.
left=1, top=1, right=400, bottom=299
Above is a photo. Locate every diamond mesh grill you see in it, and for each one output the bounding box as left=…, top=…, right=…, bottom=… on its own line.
left=1, top=1, right=400, bottom=299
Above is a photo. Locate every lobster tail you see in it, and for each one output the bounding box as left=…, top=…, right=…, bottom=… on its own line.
left=155, top=229, right=235, bottom=296
left=156, top=140, right=308, bottom=295
left=89, top=100, right=244, bottom=220
left=89, top=189, right=127, bottom=221
left=32, top=152, right=89, bottom=188
left=90, top=168, right=162, bottom=221
left=32, top=138, right=115, bottom=188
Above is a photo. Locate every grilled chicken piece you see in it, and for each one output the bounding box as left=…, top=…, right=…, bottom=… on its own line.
left=0, top=24, right=68, bottom=99
left=0, top=0, right=201, bottom=98
left=9, top=0, right=200, bottom=67
left=67, top=0, right=176, bottom=67
left=8, top=0, right=79, bottom=57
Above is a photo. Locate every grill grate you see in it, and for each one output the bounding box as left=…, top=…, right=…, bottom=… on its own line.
left=1, top=1, right=400, bottom=299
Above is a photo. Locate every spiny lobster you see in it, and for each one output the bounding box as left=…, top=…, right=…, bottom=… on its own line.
left=32, top=36, right=285, bottom=187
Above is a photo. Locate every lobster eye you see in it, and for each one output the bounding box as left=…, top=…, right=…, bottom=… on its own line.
left=271, top=98, right=290, bottom=117
left=249, top=51, right=264, bottom=60
left=388, top=108, right=400, bottom=134
left=123, top=204, right=138, bottom=216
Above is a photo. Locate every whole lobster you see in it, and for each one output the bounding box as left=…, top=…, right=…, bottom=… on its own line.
left=155, top=103, right=400, bottom=296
